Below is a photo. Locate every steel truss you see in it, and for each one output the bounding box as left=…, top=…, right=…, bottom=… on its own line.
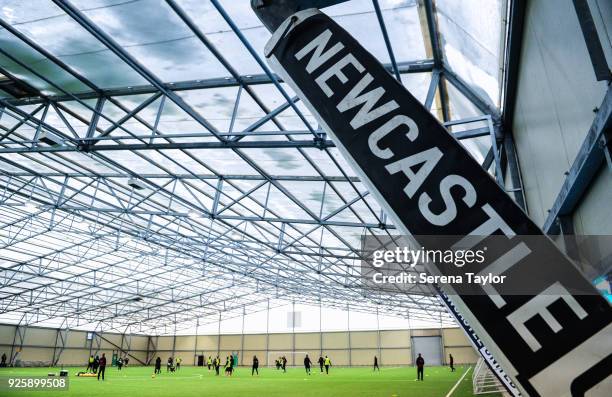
left=0, top=0, right=522, bottom=335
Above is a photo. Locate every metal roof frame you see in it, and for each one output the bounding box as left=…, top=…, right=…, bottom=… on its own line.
left=0, top=0, right=518, bottom=334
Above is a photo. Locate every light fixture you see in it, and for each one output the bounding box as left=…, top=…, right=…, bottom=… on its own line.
left=127, top=177, right=146, bottom=190
left=23, top=201, right=37, bottom=211
left=38, top=131, right=62, bottom=146
left=188, top=209, right=203, bottom=218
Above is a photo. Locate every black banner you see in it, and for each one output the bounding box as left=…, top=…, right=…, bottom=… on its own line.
left=438, top=287, right=521, bottom=396
left=264, top=9, right=612, bottom=396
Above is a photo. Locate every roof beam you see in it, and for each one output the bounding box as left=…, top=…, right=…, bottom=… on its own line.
left=0, top=139, right=336, bottom=154
left=4, top=60, right=434, bottom=107
left=500, top=0, right=527, bottom=130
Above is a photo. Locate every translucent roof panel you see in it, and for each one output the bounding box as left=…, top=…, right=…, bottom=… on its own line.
left=436, top=0, right=506, bottom=107
left=0, top=0, right=508, bottom=334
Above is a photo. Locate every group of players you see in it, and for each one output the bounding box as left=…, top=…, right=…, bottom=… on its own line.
left=195, top=354, right=335, bottom=376
left=90, top=351, right=455, bottom=381
left=151, top=352, right=444, bottom=378
left=153, top=356, right=183, bottom=374
left=271, top=354, right=333, bottom=375
left=83, top=350, right=454, bottom=380
left=202, top=355, right=237, bottom=376
left=84, top=353, right=109, bottom=380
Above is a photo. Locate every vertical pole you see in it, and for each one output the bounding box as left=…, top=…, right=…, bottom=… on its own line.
left=240, top=307, right=246, bottom=366
left=376, top=306, right=382, bottom=366
left=194, top=318, right=199, bottom=366
left=217, top=311, right=222, bottom=357
left=319, top=300, right=323, bottom=357
left=265, top=299, right=270, bottom=366
left=171, top=321, right=177, bottom=361
left=408, top=310, right=414, bottom=365
left=292, top=301, right=296, bottom=366
left=347, top=304, right=352, bottom=367
left=440, top=330, right=446, bottom=366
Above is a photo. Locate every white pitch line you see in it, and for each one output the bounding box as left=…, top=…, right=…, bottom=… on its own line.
left=445, top=366, right=471, bottom=397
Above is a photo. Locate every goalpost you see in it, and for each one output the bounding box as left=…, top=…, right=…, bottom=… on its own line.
left=267, top=351, right=310, bottom=367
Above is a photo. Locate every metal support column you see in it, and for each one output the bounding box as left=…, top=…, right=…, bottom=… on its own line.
left=240, top=307, right=246, bottom=366
left=376, top=306, right=382, bottom=366
left=319, top=300, right=323, bottom=357
left=265, top=299, right=270, bottom=366
left=292, top=300, right=296, bottom=366
left=194, top=318, right=199, bottom=366
left=347, top=304, right=351, bottom=367
left=217, top=311, right=222, bottom=357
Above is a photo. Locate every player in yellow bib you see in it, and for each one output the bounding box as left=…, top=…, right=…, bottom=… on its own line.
left=324, top=356, right=332, bottom=374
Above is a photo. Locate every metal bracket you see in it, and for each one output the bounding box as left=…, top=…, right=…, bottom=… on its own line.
left=252, top=0, right=348, bottom=31
left=313, top=132, right=327, bottom=150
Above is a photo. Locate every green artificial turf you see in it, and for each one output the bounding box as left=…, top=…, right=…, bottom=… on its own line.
left=0, top=365, right=498, bottom=397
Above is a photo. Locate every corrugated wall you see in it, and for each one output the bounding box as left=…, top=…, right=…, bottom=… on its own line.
left=0, top=324, right=477, bottom=367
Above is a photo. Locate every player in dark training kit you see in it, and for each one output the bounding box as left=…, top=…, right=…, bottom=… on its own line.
left=303, top=354, right=312, bottom=375
left=416, top=353, right=425, bottom=381
left=252, top=355, right=259, bottom=376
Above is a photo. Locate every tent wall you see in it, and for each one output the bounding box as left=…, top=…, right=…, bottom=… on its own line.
left=0, top=324, right=149, bottom=366
left=0, top=324, right=477, bottom=367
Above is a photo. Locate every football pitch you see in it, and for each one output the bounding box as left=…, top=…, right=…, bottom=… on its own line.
left=0, top=365, right=499, bottom=397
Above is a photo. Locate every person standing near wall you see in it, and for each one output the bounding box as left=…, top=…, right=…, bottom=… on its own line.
left=176, top=357, right=181, bottom=370
left=373, top=356, right=379, bottom=371
left=154, top=357, right=161, bottom=374
left=207, top=356, right=212, bottom=372
left=416, top=353, right=425, bottom=381
left=449, top=354, right=454, bottom=372
left=86, top=355, right=94, bottom=373
left=97, top=353, right=107, bottom=381
left=117, top=356, right=123, bottom=371
left=318, top=355, right=324, bottom=372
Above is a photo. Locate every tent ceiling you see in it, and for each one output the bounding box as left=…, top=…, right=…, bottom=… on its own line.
left=0, top=0, right=508, bottom=334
